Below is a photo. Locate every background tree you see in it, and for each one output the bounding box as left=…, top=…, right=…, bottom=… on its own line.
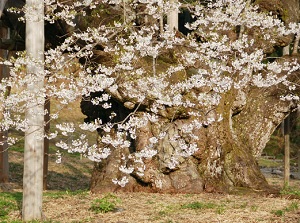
left=0, top=23, right=9, bottom=184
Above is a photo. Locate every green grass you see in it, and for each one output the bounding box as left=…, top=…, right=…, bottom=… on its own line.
left=280, top=186, right=300, bottom=197
left=0, top=192, right=22, bottom=221
left=258, top=158, right=282, bottom=168
left=250, top=205, right=259, bottom=212
left=286, top=202, right=299, bottom=212
left=239, top=202, right=248, bottom=209
left=150, top=204, right=181, bottom=221
left=0, top=190, right=90, bottom=222
left=271, top=202, right=299, bottom=217
left=215, top=204, right=226, bottom=214
left=272, top=209, right=285, bottom=217
left=181, top=201, right=218, bottom=210
left=89, top=193, right=121, bottom=213
left=181, top=201, right=229, bottom=215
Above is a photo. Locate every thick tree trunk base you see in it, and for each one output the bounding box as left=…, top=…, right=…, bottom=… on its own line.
left=90, top=137, right=271, bottom=194
left=90, top=156, right=204, bottom=194
left=90, top=162, right=270, bottom=194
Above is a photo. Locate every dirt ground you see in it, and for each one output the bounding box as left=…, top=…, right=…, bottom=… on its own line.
left=1, top=150, right=300, bottom=223
left=27, top=191, right=300, bottom=223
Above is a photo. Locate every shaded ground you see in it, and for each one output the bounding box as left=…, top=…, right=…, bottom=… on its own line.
left=1, top=151, right=300, bottom=222
left=5, top=150, right=92, bottom=191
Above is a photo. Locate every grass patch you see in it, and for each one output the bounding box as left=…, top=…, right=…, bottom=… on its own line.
left=181, top=201, right=227, bottom=214
left=0, top=192, right=22, bottom=221
left=215, top=205, right=226, bottom=214
left=146, top=199, right=155, bottom=204
left=250, top=205, right=259, bottom=212
left=258, top=158, right=282, bottom=168
left=90, top=193, right=121, bottom=213
left=239, top=202, right=248, bottom=209
left=151, top=204, right=180, bottom=221
left=280, top=186, right=300, bottom=197
left=272, top=209, right=285, bottom=217
left=271, top=202, right=299, bottom=217
left=285, top=202, right=299, bottom=212
left=181, top=201, right=217, bottom=210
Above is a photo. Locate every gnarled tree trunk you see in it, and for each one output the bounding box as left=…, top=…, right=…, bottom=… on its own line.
left=83, top=0, right=300, bottom=194
left=88, top=81, right=298, bottom=193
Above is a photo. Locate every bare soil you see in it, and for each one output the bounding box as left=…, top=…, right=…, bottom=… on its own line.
left=1, top=150, right=300, bottom=223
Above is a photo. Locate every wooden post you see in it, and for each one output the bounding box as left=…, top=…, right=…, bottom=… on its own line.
left=297, top=107, right=300, bottom=177
left=284, top=115, right=290, bottom=187
left=292, top=34, right=300, bottom=55
left=167, top=0, right=178, bottom=31
left=298, top=148, right=300, bottom=177
left=22, top=0, right=45, bottom=220
left=0, top=25, right=9, bottom=183
left=43, top=97, right=50, bottom=190
left=282, top=43, right=291, bottom=187
left=0, top=132, right=8, bottom=183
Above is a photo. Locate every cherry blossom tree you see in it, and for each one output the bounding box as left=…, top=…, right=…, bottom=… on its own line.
left=1, top=0, right=300, bottom=206
left=79, top=0, right=300, bottom=192
left=76, top=0, right=300, bottom=193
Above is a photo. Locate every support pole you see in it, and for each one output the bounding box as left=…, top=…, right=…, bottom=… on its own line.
left=298, top=148, right=300, bottom=177
left=284, top=115, right=290, bottom=187
left=0, top=25, right=9, bottom=184
left=43, top=97, right=50, bottom=190
left=167, top=0, right=178, bottom=31
left=22, top=0, right=45, bottom=220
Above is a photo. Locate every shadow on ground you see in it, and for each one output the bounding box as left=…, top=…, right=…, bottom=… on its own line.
left=3, top=151, right=93, bottom=192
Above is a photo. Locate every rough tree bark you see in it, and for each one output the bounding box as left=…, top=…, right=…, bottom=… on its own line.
left=87, top=82, right=299, bottom=193
left=81, top=0, right=300, bottom=194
